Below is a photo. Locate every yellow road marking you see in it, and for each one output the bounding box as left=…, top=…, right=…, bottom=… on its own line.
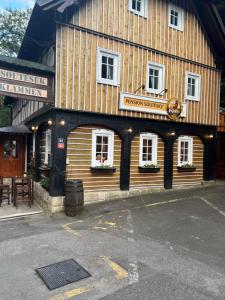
left=94, top=226, right=108, bottom=231
left=104, top=221, right=117, bottom=227
left=62, top=223, right=81, bottom=237
left=101, top=256, right=128, bottom=280
left=62, top=197, right=194, bottom=237
left=49, top=286, right=91, bottom=300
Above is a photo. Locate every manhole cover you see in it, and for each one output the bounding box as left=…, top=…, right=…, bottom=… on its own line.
left=36, top=259, right=91, bottom=290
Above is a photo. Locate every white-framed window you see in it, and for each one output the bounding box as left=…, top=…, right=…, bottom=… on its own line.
left=44, top=129, right=52, bottom=164
left=185, top=72, right=201, bottom=101
left=92, top=129, right=114, bottom=167
left=97, top=48, right=120, bottom=86
left=168, top=3, right=184, bottom=31
left=146, top=62, right=165, bottom=94
left=129, top=0, right=148, bottom=17
left=178, top=136, right=193, bottom=166
left=139, top=133, right=158, bottom=166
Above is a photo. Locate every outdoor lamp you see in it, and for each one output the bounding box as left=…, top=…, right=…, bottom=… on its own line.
left=60, top=119, right=66, bottom=126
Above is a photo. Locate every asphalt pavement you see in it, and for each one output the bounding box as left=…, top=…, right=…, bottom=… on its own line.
left=0, top=183, right=225, bottom=300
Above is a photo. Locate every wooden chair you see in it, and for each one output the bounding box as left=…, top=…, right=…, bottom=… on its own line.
left=13, top=177, right=32, bottom=208
left=0, top=177, right=10, bottom=206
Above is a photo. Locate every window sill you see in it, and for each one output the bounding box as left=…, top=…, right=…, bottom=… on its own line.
left=185, top=96, right=200, bottom=102
left=128, top=9, right=147, bottom=18
left=177, top=166, right=196, bottom=173
left=97, top=80, right=120, bottom=87
left=90, top=167, right=116, bottom=174
left=168, top=24, right=183, bottom=32
left=138, top=166, right=160, bottom=173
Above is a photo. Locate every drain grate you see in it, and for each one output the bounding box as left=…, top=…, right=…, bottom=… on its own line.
left=36, top=259, right=91, bottom=290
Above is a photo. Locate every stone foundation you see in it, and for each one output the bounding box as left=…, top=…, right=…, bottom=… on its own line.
left=33, top=182, right=64, bottom=215
left=33, top=180, right=216, bottom=214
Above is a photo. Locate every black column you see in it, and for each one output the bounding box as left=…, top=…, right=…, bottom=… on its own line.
left=203, top=137, right=217, bottom=181
left=120, top=133, right=132, bottom=190
left=164, top=137, right=175, bottom=189
left=49, top=121, right=68, bottom=197
left=34, top=130, right=41, bottom=182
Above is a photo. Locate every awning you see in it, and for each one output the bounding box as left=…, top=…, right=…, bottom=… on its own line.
left=0, top=125, right=31, bottom=134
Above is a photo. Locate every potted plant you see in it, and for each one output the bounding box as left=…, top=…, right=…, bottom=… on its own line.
left=138, top=163, right=160, bottom=173
left=177, top=163, right=196, bottom=172
left=90, top=164, right=116, bottom=174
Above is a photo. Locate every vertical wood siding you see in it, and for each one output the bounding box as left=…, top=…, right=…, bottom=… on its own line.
left=56, top=24, right=220, bottom=126
left=173, top=136, right=204, bottom=186
left=130, top=133, right=164, bottom=188
left=71, top=0, right=216, bottom=67
left=66, top=126, right=121, bottom=192
left=12, top=99, right=44, bottom=125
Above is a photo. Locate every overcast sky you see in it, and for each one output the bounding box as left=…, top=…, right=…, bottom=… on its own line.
left=0, top=0, right=35, bottom=9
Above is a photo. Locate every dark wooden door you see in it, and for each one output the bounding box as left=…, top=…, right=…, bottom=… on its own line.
left=0, top=135, right=25, bottom=177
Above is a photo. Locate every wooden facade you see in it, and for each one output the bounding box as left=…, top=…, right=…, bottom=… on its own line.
left=55, top=22, right=220, bottom=126
left=2, top=0, right=223, bottom=200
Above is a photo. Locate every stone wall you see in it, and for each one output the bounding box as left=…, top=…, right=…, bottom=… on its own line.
left=33, top=182, right=64, bottom=215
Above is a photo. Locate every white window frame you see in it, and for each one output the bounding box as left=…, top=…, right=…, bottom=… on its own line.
left=178, top=136, right=193, bottom=166
left=139, top=133, right=158, bottom=166
left=168, top=3, right=184, bottom=32
left=128, top=0, right=148, bottom=18
left=91, top=129, right=114, bottom=167
left=146, top=62, right=165, bottom=94
left=97, top=48, right=120, bottom=86
left=44, top=129, right=52, bottom=164
left=185, top=72, right=201, bottom=101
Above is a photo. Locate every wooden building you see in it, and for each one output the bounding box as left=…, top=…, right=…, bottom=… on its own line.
left=0, top=0, right=225, bottom=210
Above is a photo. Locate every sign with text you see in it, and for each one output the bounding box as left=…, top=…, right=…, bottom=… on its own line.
left=119, top=93, right=187, bottom=118
left=57, top=138, right=65, bottom=149
left=0, top=67, right=53, bottom=103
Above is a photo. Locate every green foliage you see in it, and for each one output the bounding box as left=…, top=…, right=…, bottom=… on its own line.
left=0, top=96, right=10, bottom=127
left=0, top=8, right=32, bottom=57
left=40, top=177, right=49, bottom=191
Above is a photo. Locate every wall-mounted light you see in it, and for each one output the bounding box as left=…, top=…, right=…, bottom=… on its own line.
left=134, top=84, right=145, bottom=94
left=157, top=88, right=168, bottom=96
left=48, top=119, right=53, bottom=126
left=31, top=125, right=38, bottom=132
left=205, top=133, right=214, bottom=139
left=60, top=119, right=66, bottom=126
left=167, top=131, right=176, bottom=137
left=127, top=128, right=133, bottom=133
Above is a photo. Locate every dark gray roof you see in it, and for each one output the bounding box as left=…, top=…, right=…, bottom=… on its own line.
left=0, top=54, right=54, bottom=74
left=0, top=125, right=31, bottom=134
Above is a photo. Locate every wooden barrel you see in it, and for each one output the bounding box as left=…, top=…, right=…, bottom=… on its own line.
left=64, top=180, right=84, bottom=217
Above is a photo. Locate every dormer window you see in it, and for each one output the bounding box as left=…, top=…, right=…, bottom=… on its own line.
left=168, top=4, right=184, bottom=31
left=129, top=0, right=148, bottom=18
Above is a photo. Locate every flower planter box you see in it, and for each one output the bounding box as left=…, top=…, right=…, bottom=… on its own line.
left=138, top=167, right=160, bottom=173
left=177, top=166, right=196, bottom=173
left=90, top=167, right=116, bottom=174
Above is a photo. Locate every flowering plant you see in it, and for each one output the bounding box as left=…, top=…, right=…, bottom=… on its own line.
left=178, top=163, right=195, bottom=168
left=142, top=163, right=159, bottom=168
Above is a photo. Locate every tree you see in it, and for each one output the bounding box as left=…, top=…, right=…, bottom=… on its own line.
left=0, top=8, right=31, bottom=127
left=0, top=8, right=32, bottom=57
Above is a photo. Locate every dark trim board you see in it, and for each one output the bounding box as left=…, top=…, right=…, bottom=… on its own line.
left=26, top=109, right=217, bottom=197
left=58, top=21, right=221, bottom=72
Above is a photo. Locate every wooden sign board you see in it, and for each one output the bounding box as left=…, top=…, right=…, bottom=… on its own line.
left=0, top=67, right=53, bottom=103
left=119, top=92, right=187, bottom=118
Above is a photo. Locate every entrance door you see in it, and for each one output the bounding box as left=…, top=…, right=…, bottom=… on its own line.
left=0, top=135, right=25, bottom=177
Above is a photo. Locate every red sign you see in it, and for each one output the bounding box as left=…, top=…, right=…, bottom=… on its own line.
left=57, top=138, right=65, bottom=149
